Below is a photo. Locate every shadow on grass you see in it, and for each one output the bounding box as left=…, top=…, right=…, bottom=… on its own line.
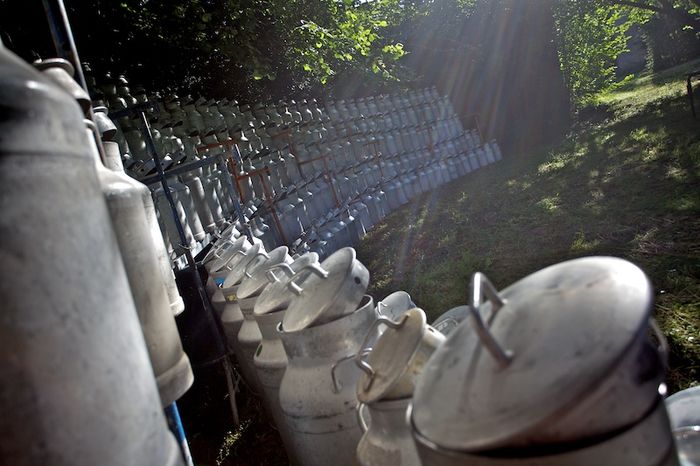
left=357, top=74, right=700, bottom=391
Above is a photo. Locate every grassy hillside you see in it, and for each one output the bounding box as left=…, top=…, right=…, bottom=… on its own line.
left=357, top=59, right=700, bottom=391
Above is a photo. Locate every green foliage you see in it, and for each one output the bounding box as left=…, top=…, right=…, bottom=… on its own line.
left=288, top=0, right=406, bottom=84
left=12, top=0, right=698, bottom=112
left=48, top=0, right=413, bottom=97
left=554, top=0, right=700, bottom=107
left=98, top=0, right=474, bottom=94
left=554, top=1, right=653, bottom=106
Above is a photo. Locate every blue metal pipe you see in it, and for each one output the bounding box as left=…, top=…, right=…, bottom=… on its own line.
left=165, top=402, right=195, bottom=466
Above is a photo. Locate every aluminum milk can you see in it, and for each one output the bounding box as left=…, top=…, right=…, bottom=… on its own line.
left=153, top=183, right=197, bottom=252
left=411, top=257, right=673, bottom=465
left=356, top=308, right=444, bottom=404
left=665, top=386, right=700, bottom=464
left=220, top=243, right=268, bottom=345
left=277, top=248, right=375, bottom=466
left=254, top=253, right=321, bottom=464
left=103, top=141, right=185, bottom=317
left=666, top=386, right=700, bottom=432
left=89, top=131, right=193, bottom=406
left=279, top=296, right=377, bottom=466
left=0, top=46, right=182, bottom=466
left=206, top=236, right=257, bottom=283
left=182, top=170, right=217, bottom=233
left=354, top=308, right=443, bottom=466
left=235, top=246, right=293, bottom=393
left=356, top=398, right=419, bottom=466
left=33, top=58, right=91, bottom=114
left=411, top=400, right=677, bottom=466
left=431, top=305, right=468, bottom=336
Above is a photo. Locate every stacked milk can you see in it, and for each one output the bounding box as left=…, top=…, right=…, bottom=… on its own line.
left=202, top=210, right=687, bottom=466
left=84, top=66, right=503, bottom=265
left=0, top=46, right=191, bottom=465
left=4, top=41, right=689, bottom=466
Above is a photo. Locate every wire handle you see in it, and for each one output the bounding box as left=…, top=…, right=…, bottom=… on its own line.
left=649, top=317, right=669, bottom=369
left=354, top=314, right=410, bottom=392
left=356, top=403, right=370, bottom=433
left=469, top=272, right=513, bottom=368
left=243, top=250, right=271, bottom=278
left=265, top=262, right=296, bottom=284
left=285, top=262, right=329, bottom=296
left=331, top=348, right=372, bottom=394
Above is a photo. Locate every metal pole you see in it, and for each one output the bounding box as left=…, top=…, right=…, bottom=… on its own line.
left=41, top=0, right=87, bottom=91
left=217, top=148, right=254, bottom=243
left=688, top=73, right=697, bottom=118
left=473, top=114, right=484, bottom=142
left=42, top=0, right=107, bottom=160
left=164, top=403, right=195, bottom=466
left=226, top=144, right=253, bottom=240
left=258, top=169, right=288, bottom=245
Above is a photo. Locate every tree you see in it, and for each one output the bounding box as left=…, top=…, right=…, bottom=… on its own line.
left=554, top=1, right=653, bottom=104
left=554, top=0, right=700, bottom=106
left=0, top=0, right=409, bottom=101
left=604, top=0, right=700, bottom=28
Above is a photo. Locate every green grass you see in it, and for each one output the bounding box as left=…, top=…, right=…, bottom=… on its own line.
left=357, top=59, right=700, bottom=391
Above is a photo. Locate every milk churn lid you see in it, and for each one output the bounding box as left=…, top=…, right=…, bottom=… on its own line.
left=237, top=246, right=290, bottom=299
left=221, top=242, right=264, bottom=289
left=225, top=243, right=274, bottom=289
left=431, top=305, right=469, bottom=336
left=254, top=252, right=320, bottom=316
left=207, top=236, right=249, bottom=272
left=357, top=308, right=426, bottom=403
left=665, top=386, right=700, bottom=430
left=33, top=57, right=74, bottom=75
left=376, top=291, right=415, bottom=321
left=283, top=247, right=369, bottom=332
left=411, top=256, right=653, bottom=452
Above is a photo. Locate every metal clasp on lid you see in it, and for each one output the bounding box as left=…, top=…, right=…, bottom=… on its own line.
left=352, top=314, right=410, bottom=392
left=469, top=272, right=513, bottom=368
left=286, top=262, right=329, bottom=296
left=265, top=262, right=295, bottom=284
left=330, top=348, right=372, bottom=394
left=242, top=250, right=270, bottom=277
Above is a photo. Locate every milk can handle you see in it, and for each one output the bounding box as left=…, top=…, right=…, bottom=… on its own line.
left=265, top=262, right=296, bottom=284
left=224, top=247, right=252, bottom=271
left=356, top=403, right=370, bottom=433
left=286, top=263, right=329, bottom=296
left=209, top=241, right=231, bottom=261
left=242, top=251, right=270, bottom=278
left=469, top=272, right=513, bottom=368
left=354, top=314, right=410, bottom=392
left=331, top=348, right=372, bottom=394
left=649, top=318, right=669, bottom=369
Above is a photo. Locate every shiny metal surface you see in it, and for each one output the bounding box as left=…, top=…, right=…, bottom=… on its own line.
left=411, top=399, right=678, bottom=466
left=279, top=296, right=378, bottom=466
left=356, top=308, right=444, bottom=403
left=356, top=398, right=421, bottom=466
left=413, top=257, right=664, bottom=451
left=0, top=46, right=181, bottom=466
left=283, top=247, right=369, bottom=332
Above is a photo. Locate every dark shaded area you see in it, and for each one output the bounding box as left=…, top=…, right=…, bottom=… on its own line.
left=644, top=12, right=700, bottom=72
left=403, top=0, right=571, bottom=153
left=174, top=266, right=288, bottom=465
left=0, top=0, right=572, bottom=154
left=357, top=67, right=700, bottom=391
